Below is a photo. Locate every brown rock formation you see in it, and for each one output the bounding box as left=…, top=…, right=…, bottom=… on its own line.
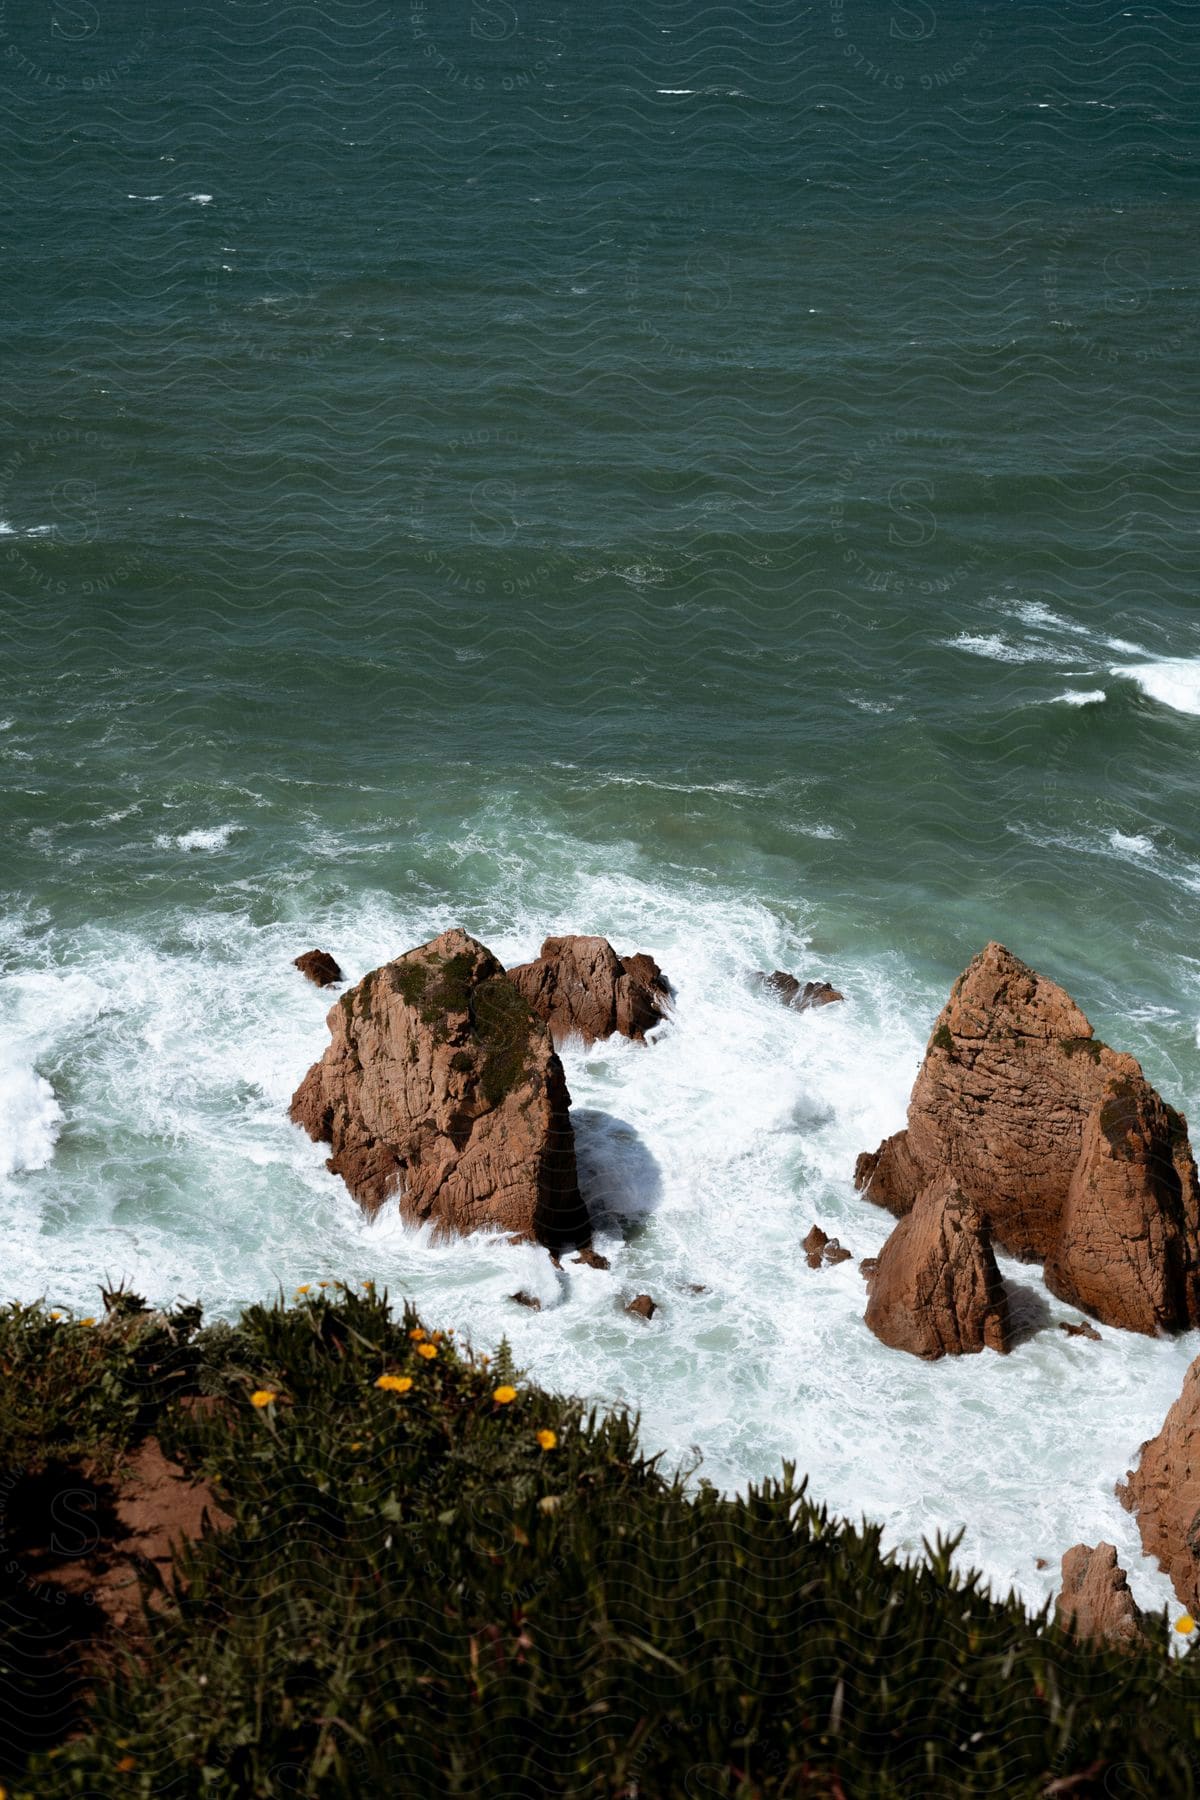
left=507, top=935, right=669, bottom=1045
left=854, top=942, right=1200, bottom=1335
left=1045, top=1078, right=1200, bottom=1335
left=863, top=1174, right=1011, bottom=1360
left=1055, top=1542, right=1150, bottom=1649
left=1060, top=1319, right=1102, bottom=1342
left=626, top=1294, right=657, bottom=1320
left=289, top=929, right=588, bottom=1249
left=294, top=948, right=343, bottom=987
left=803, top=1224, right=853, bottom=1268
left=756, top=970, right=845, bottom=1011
left=1119, top=1353, right=1200, bottom=1610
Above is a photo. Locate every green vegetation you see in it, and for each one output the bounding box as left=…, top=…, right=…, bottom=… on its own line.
left=931, top=1023, right=955, bottom=1054
left=472, top=975, right=535, bottom=1104
left=1061, top=1036, right=1104, bottom=1063
left=4, top=1288, right=1199, bottom=1797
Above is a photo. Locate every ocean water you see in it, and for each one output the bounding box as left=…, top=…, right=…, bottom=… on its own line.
left=3, top=0, right=1200, bottom=1621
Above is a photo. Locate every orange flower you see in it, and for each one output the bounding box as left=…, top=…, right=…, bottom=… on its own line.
left=536, top=1429, right=557, bottom=1452
left=409, top=1326, right=426, bottom=1341
left=250, top=1390, right=278, bottom=1409
left=294, top=1284, right=311, bottom=1296
left=375, top=1373, right=414, bottom=1394
left=416, top=1342, right=438, bottom=1361
left=492, top=1385, right=517, bottom=1406
left=115, top=1754, right=137, bottom=1772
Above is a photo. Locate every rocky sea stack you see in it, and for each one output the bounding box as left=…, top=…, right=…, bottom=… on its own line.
left=290, top=928, right=589, bottom=1249
left=856, top=942, right=1200, bottom=1336
left=1119, top=1354, right=1200, bottom=1612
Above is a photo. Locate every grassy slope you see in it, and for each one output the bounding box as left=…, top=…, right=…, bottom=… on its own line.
left=0, top=1287, right=1197, bottom=1799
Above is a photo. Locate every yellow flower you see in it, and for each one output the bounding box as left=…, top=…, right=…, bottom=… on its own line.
left=416, top=1342, right=438, bottom=1360
left=318, top=1281, right=329, bottom=1289
left=363, top=1279, right=375, bottom=1290
left=80, top=1317, right=96, bottom=1327
left=493, top=1385, right=517, bottom=1406
left=409, top=1327, right=426, bottom=1341
left=295, top=1284, right=311, bottom=1296
left=250, top=1389, right=278, bottom=1409
left=50, top=1311, right=62, bottom=1321
left=375, top=1374, right=414, bottom=1394
left=1176, top=1612, right=1196, bottom=1635
left=536, top=1429, right=557, bottom=1452
left=349, top=1441, right=363, bottom=1451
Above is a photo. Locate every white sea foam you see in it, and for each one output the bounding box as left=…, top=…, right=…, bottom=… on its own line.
left=1112, top=658, right=1200, bottom=716
left=157, top=823, right=241, bottom=852
left=0, top=520, right=14, bottom=536
left=1110, top=831, right=1154, bottom=856
left=0, top=866, right=1192, bottom=1626
left=946, top=632, right=1079, bottom=666
left=187, top=192, right=214, bottom=204
left=0, top=1059, right=63, bottom=1178
left=1050, top=688, right=1107, bottom=707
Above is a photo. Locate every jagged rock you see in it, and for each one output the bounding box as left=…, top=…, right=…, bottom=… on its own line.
left=755, top=970, right=845, bottom=1011
left=859, top=1256, right=880, bottom=1282
left=1119, top=1353, right=1200, bottom=1610
left=1060, top=1319, right=1102, bottom=1342
left=507, top=935, right=670, bottom=1046
left=294, top=949, right=343, bottom=988
left=572, top=1246, right=610, bottom=1271
left=863, top=1174, right=1011, bottom=1360
left=509, top=1291, right=542, bottom=1311
left=289, top=929, right=589, bottom=1249
left=626, top=1294, right=657, bottom=1320
left=803, top=1224, right=853, bottom=1268
left=1056, top=1543, right=1150, bottom=1649
left=855, top=942, right=1200, bottom=1336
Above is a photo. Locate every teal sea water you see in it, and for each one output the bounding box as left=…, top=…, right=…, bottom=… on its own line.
left=2, top=1, right=1199, bottom=1613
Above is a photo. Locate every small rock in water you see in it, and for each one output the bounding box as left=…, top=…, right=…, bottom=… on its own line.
left=626, top=1294, right=657, bottom=1320
left=859, top=1256, right=880, bottom=1282
left=1035, top=1557, right=1048, bottom=1570
left=509, top=1291, right=542, bottom=1311
left=754, top=970, right=845, bottom=1011
left=803, top=1224, right=853, bottom=1269
left=1060, top=1318, right=1102, bottom=1341
left=294, top=948, right=343, bottom=987
left=573, top=1246, right=610, bottom=1271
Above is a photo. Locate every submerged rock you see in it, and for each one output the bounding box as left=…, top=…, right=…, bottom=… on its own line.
left=1119, top=1353, right=1200, bottom=1611
left=625, top=1294, right=657, bottom=1320
left=1056, top=1542, right=1150, bottom=1650
left=508, top=935, right=670, bottom=1045
left=863, top=1174, right=1011, bottom=1360
left=855, top=941, right=1200, bottom=1335
left=802, top=1224, right=853, bottom=1268
left=755, top=970, right=844, bottom=1011
left=289, top=928, right=589, bottom=1249
left=294, top=948, right=343, bottom=988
